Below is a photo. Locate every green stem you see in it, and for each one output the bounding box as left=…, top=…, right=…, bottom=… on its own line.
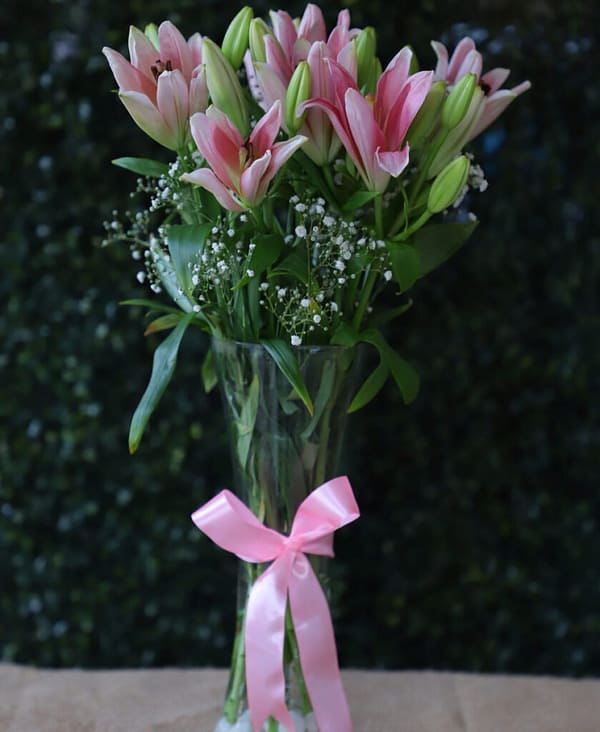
left=286, top=605, right=312, bottom=715
left=223, top=604, right=247, bottom=723
left=352, top=196, right=384, bottom=330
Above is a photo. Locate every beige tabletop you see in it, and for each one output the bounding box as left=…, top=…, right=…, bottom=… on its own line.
left=1, top=665, right=599, bottom=732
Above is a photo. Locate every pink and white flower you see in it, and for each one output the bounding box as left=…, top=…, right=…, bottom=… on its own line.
left=181, top=101, right=306, bottom=211
left=103, top=22, right=208, bottom=151
left=304, top=48, right=432, bottom=191
left=431, top=37, right=531, bottom=140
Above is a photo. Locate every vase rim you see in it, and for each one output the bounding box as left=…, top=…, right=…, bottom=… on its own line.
left=211, top=335, right=357, bottom=354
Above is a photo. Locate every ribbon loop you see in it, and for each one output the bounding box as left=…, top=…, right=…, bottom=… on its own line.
left=192, top=476, right=359, bottom=732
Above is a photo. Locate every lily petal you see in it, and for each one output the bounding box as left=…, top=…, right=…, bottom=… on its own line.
left=376, top=46, right=413, bottom=121
left=119, top=90, right=176, bottom=149
left=158, top=20, right=193, bottom=82
left=431, top=40, right=449, bottom=80
left=376, top=145, right=410, bottom=177
left=103, top=47, right=156, bottom=100
left=249, top=101, right=282, bottom=157
left=298, top=4, right=326, bottom=44
left=253, top=61, right=288, bottom=112
left=156, top=69, right=190, bottom=150
left=181, top=168, right=245, bottom=212
left=447, top=37, right=476, bottom=83
left=344, top=87, right=387, bottom=190
left=384, top=70, right=433, bottom=148
left=240, top=150, right=273, bottom=204
left=188, top=32, right=203, bottom=68
left=189, top=111, right=241, bottom=189
left=128, top=26, right=158, bottom=83
left=189, top=68, right=209, bottom=115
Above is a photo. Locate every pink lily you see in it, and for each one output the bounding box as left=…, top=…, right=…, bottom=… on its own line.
left=246, top=6, right=358, bottom=104
left=431, top=37, right=531, bottom=140
left=103, top=21, right=208, bottom=151
left=181, top=101, right=307, bottom=211
left=304, top=49, right=432, bottom=192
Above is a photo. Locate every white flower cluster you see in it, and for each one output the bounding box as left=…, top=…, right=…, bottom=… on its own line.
left=259, top=194, right=387, bottom=346
left=452, top=154, right=488, bottom=210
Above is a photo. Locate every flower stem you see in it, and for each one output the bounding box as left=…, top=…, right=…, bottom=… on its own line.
left=352, top=196, right=384, bottom=330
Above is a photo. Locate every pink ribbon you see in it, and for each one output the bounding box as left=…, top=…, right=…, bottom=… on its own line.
left=191, top=476, right=359, bottom=732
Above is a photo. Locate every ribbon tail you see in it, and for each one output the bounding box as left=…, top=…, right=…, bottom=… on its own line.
left=246, top=554, right=296, bottom=732
left=288, top=557, right=352, bottom=732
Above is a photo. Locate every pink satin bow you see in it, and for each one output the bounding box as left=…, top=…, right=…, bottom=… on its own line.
left=191, top=476, right=359, bottom=732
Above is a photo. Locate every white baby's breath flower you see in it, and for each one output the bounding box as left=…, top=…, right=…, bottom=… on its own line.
left=291, top=335, right=302, bottom=346
left=384, top=270, right=393, bottom=281
left=295, top=225, right=307, bottom=238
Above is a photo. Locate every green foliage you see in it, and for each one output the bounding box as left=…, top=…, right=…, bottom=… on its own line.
left=1, top=0, right=599, bottom=679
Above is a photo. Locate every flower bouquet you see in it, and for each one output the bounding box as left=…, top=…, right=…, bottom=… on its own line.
left=103, top=5, right=529, bottom=731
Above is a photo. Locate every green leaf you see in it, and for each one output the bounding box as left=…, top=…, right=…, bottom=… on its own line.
left=386, top=241, right=420, bottom=292
left=201, top=349, right=217, bottom=393
left=261, top=339, right=314, bottom=415
left=330, top=321, right=361, bottom=347
left=361, top=329, right=420, bottom=404
left=112, top=157, right=169, bottom=177
left=341, top=190, right=380, bottom=212
left=166, top=223, right=211, bottom=293
left=413, top=220, right=478, bottom=277
left=269, top=248, right=309, bottom=285
left=233, top=233, right=284, bottom=290
left=368, top=299, right=414, bottom=328
left=120, top=299, right=181, bottom=315
left=128, top=312, right=194, bottom=454
left=148, top=237, right=197, bottom=314
left=348, top=359, right=390, bottom=413
left=144, top=313, right=182, bottom=335
left=300, top=359, right=336, bottom=439
left=236, top=374, right=260, bottom=469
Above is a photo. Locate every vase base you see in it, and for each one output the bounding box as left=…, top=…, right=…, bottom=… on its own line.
left=214, top=711, right=318, bottom=732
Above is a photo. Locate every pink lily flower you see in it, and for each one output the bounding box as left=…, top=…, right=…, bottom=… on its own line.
left=431, top=37, right=531, bottom=140
left=181, top=101, right=307, bottom=211
left=246, top=8, right=359, bottom=165
left=304, top=49, right=432, bottom=192
left=103, top=21, right=208, bottom=151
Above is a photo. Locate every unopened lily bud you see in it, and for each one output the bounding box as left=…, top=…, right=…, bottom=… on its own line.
left=249, top=18, right=271, bottom=63
left=285, top=61, right=311, bottom=132
left=406, top=80, right=445, bottom=151
left=428, top=87, right=484, bottom=176
left=441, top=73, right=477, bottom=130
left=427, top=155, right=470, bottom=213
left=202, top=38, right=249, bottom=136
left=356, top=27, right=376, bottom=90
left=144, top=23, right=160, bottom=51
left=221, top=6, right=253, bottom=69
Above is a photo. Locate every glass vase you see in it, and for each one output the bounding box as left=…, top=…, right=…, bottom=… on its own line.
left=211, top=337, right=362, bottom=732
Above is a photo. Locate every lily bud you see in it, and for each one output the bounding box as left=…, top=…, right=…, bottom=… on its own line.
left=356, top=27, right=376, bottom=90
left=406, top=80, right=445, bottom=151
left=441, top=73, right=477, bottom=130
left=249, top=18, right=271, bottom=63
left=285, top=61, right=311, bottom=132
left=202, top=38, right=249, bottom=136
left=427, top=155, right=470, bottom=213
left=144, top=23, right=160, bottom=52
left=428, top=87, right=484, bottom=176
left=221, top=6, right=253, bottom=70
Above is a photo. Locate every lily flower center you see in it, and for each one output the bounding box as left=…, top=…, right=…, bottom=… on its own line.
left=151, top=59, right=174, bottom=80
left=480, top=80, right=491, bottom=96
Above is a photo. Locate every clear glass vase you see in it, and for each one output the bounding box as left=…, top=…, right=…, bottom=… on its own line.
left=211, top=338, right=362, bottom=732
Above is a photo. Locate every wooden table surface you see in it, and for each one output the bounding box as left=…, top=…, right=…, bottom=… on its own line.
left=1, top=665, right=599, bottom=731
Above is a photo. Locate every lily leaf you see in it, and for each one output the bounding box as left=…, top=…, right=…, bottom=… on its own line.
left=261, top=339, right=314, bottom=415
left=166, top=224, right=211, bottom=294
left=269, top=248, right=309, bottom=285
left=348, top=359, right=390, bottom=413
left=368, top=299, right=414, bottom=328
left=120, top=299, right=181, bottom=315
left=341, top=190, right=380, bottom=212
left=112, top=157, right=169, bottom=177
left=201, top=349, right=217, bottom=393
left=413, top=220, right=478, bottom=277
left=233, top=233, right=284, bottom=290
left=236, top=374, right=260, bottom=469
left=300, top=359, right=336, bottom=439
left=144, top=313, right=182, bottom=335
left=362, top=328, right=420, bottom=403
left=386, top=241, right=420, bottom=292
left=129, top=312, right=194, bottom=454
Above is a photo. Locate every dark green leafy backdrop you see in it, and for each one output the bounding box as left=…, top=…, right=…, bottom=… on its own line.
left=1, top=0, right=598, bottom=674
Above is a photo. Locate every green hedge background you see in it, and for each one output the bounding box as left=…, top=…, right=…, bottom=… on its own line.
left=1, top=0, right=598, bottom=674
